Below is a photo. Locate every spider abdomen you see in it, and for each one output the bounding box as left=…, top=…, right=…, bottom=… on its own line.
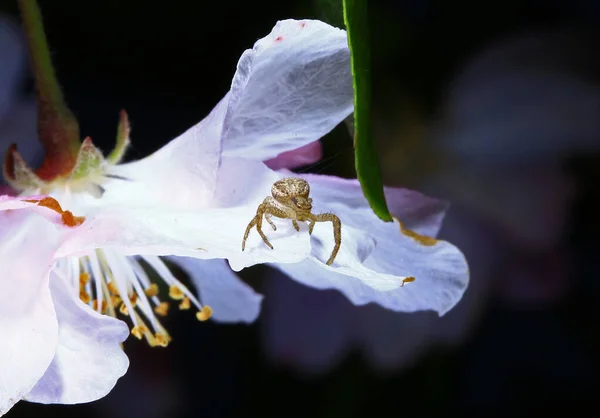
left=271, top=177, right=310, bottom=200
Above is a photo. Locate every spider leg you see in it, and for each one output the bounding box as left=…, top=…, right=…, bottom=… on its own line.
left=308, top=220, right=315, bottom=235
left=310, top=212, right=342, bottom=265
left=242, top=200, right=274, bottom=251
left=262, top=202, right=295, bottom=244
left=265, top=213, right=277, bottom=231
left=242, top=215, right=258, bottom=251
left=255, top=211, right=274, bottom=249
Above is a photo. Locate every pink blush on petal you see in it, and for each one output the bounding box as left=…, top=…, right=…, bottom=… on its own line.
left=264, top=141, right=323, bottom=170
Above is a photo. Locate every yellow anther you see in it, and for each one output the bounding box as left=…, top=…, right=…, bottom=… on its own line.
left=79, top=290, right=91, bottom=304
left=196, top=306, right=213, bottom=321
left=131, top=325, right=148, bottom=340
left=107, top=281, right=119, bottom=295
left=154, top=302, right=170, bottom=317
left=79, top=272, right=90, bottom=286
left=93, top=299, right=107, bottom=314
left=119, top=302, right=129, bottom=316
left=169, top=285, right=184, bottom=300
left=154, top=333, right=170, bottom=347
left=130, top=293, right=138, bottom=307
left=179, top=297, right=191, bottom=310
left=145, top=283, right=159, bottom=297
left=110, top=295, right=122, bottom=307
left=401, top=276, right=416, bottom=287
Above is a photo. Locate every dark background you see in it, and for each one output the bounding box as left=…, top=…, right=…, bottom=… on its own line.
left=2, top=0, right=600, bottom=416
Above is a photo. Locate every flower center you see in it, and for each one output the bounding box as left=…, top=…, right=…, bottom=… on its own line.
left=55, top=249, right=212, bottom=347
left=26, top=175, right=212, bottom=348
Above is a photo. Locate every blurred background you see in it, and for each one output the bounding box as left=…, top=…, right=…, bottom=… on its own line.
left=2, top=0, right=600, bottom=416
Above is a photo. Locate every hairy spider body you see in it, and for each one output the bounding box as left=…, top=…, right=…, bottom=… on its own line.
left=242, top=177, right=342, bottom=265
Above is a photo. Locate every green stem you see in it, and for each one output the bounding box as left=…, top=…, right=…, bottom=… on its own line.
left=18, top=0, right=80, bottom=174
left=343, top=0, right=392, bottom=221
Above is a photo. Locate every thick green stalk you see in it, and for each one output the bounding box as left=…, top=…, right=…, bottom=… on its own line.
left=18, top=0, right=80, bottom=178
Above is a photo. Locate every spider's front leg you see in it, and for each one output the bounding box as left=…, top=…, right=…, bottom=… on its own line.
left=309, top=212, right=342, bottom=266
left=265, top=213, right=277, bottom=231
left=242, top=199, right=274, bottom=251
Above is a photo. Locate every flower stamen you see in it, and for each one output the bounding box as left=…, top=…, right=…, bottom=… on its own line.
left=56, top=249, right=212, bottom=348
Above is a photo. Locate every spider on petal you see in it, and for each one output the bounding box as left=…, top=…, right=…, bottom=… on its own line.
left=242, top=177, right=342, bottom=265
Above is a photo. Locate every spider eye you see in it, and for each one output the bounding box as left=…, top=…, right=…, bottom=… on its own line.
left=291, top=197, right=309, bottom=209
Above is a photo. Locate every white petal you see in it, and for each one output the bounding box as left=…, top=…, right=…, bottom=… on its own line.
left=213, top=157, right=284, bottom=207
left=296, top=173, right=450, bottom=237
left=0, top=194, right=66, bottom=216
left=54, top=156, right=311, bottom=270
left=172, top=257, right=263, bottom=323
left=102, top=94, right=230, bottom=212
left=0, top=202, right=68, bottom=414
left=55, top=204, right=310, bottom=273
left=221, top=19, right=353, bottom=160
left=274, top=175, right=469, bottom=315
left=25, top=273, right=129, bottom=404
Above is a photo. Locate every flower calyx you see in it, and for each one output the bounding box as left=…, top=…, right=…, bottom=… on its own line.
left=3, top=110, right=131, bottom=195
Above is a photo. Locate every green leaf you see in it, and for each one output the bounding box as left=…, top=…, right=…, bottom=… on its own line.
left=343, top=0, right=392, bottom=221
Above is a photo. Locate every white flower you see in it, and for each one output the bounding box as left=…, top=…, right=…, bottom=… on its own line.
left=0, top=195, right=128, bottom=416
left=0, top=18, right=360, bottom=410
left=214, top=19, right=469, bottom=314
left=1, top=17, right=468, bottom=412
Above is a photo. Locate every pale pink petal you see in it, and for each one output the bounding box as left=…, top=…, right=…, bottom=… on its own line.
left=296, top=173, right=449, bottom=237
left=0, top=198, right=73, bottom=414
left=172, top=257, right=263, bottom=323
left=220, top=19, right=353, bottom=160
left=103, top=94, right=230, bottom=212
left=25, top=272, right=129, bottom=404
left=273, top=174, right=468, bottom=314
left=55, top=200, right=311, bottom=273
left=264, top=141, right=323, bottom=170
left=213, top=157, right=284, bottom=207
left=52, top=157, right=310, bottom=276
